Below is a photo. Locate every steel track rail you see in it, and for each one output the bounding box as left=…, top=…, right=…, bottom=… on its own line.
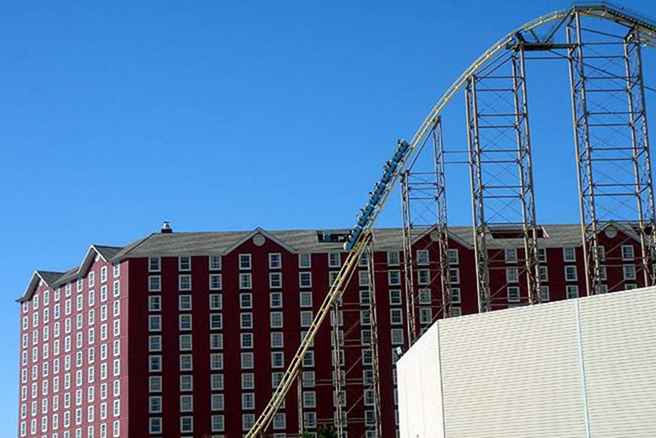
left=246, top=4, right=656, bottom=436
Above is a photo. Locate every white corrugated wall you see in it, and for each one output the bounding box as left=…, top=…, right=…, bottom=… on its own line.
left=397, top=287, right=656, bottom=438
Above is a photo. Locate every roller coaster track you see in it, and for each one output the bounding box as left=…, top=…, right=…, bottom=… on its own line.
left=246, top=4, right=656, bottom=436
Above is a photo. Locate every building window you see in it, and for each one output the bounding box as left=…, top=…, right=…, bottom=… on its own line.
left=328, top=271, right=339, bottom=287
left=387, top=251, right=400, bottom=266
left=299, top=253, right=312, bottom=269
left=211, top=373, right=224, bottom=391
left=179, top=335, right=193, bottom=351
left=450, top=287, right=461, bottom=304
left=211, top=415, right=225, bottom=432
left=240, top=313, right=252, bottom=330
left=300, top=311, right=313, bottom=328
left=390, top=308, right=403, bottom=325
left=506, top=267, right=519, bottom=283
left=625, top=283, right=638, bottom=290
left=623, top=264, right=637, bottom=281
left=209, top=294, right=223, bottom=311
left=419, top=307, right=432, bottom=324
left=271, top=332, right=284, bottom=349
left=299, top=272, right=312, bottom=288
left=240, top=293, right=253, bottom=309
left=270, top=292, right=283, bottom=309
left=241, top=352, right=254, bottom=369
left=563, top=247, right=576, bottom=262
left=505, top=248, right=518, bottom=263
left=391, top=328, right=404, bottom=345
left=209, top=255, right=222, bottom=271
left=269, top=253, right=282, bottom=269
left=447, top=249, right=459, bottom=265
left=273, top=412, right=286, bottom=431
left=507, top=286, right=520, bottom=303
left=418, top=288, right=431, bottom=305
left=241, top=333, right=254, bottom=349
left=210, top=333, right=223, bottom=350
left=242, top=372, right=255, bottom=389
left=148, top=336, right=162, bottom=352
left=209, top=274, right=222, bottom=291
left=565, top=266, right=578, bottom=282
left=148, top=257, right=161, bottom=272
left=148, top=316, right=161, bottom=332
left=270, top=312, right=283, bottom=329
left=328, top=251, right=341, bottom=268
left=359, top=289, right=371, bottom=305
left=388, top=271, right=401, bottom=286
left=211, top=394, right=225, bottom=411
left=180, top=416, right=193, bottom=433
left=271, top=351, right=285, bottom=369
left=448, top=268, right=460, bottom=284
left=239, top=273, right=252, bottom=290
left=178, top=394, right=193, bottom=413
left=269, top=272, right=283, bottom=289
left=179, top=314, right=192, bottom=331
left=178, top=275, right=192, bottom=291
left=299, top=291, right=313, bottom=308
left=540, top=285, right=550, bottom=302
left=148, top=355, right=162, bottom=372
left=566, top=285, right=579, bottom=299
left=148, top=396, right=162, bottom=413
left=538, top=248, right=547, bottom=263
left=178, top=256, right=191, bottom=272
left=417, top=269, right=430, bottom=285
left=148, top=276, right=161, bottom=292
left=242, top=413, right=256, bottom=431
left=303, top=391, right=317, bottom=408
left=621, top=245, right=635, bottom=261
left=416, top=250, right=430, bottom=266
left=239, top=254, right=252, bottom=270
left=180, top=354, right=193, bottom=371
left=358, top=270, right=369, bottom=287
left=539, top=266, right=549, bottom=282
left=389, top=289, right=402, bottom=305
left=178, top=295, right=192, bottom=311
left=210, top=353, right=224, bottom=370
left=149, top=376, right=162, bottom=393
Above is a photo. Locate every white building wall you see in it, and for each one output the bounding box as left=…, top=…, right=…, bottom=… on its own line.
left=397, top=287, right=656, bottom=438
left=397, top=323, right=444, bottom=438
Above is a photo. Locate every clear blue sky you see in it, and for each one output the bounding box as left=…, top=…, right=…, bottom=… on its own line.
left=2, top=0, right=655, bottom=432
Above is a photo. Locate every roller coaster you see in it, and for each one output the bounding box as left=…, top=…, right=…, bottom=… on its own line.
left=247, top=3, right=656, bottom=436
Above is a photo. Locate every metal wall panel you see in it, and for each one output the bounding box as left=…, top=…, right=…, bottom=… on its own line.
left=580, top=289, right=656, bottom=437
left=397, top=323, right=444, bottom=438
left=398, top=287, right=656, bottom=438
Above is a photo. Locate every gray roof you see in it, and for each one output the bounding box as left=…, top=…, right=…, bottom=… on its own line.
left=112, top=224, right=594, bottom=258
left=93, top=245, right=122, bottom=260
left=22, top=222, right=640, bottom=298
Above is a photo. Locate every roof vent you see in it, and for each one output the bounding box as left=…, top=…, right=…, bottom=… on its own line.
left=161, top=221, right=173, bottom=234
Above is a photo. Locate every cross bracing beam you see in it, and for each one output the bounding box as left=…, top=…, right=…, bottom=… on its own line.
left=247, top=5, right=656, bottom=436
left=567, top=12, right=656, bottom=295
left=465, top=47, right=541, bottom=312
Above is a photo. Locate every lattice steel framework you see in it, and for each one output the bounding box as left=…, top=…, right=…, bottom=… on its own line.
left=330, top=300, right=346, bottom=437
left=567, top=12, right=656, bottom=295
left=400, top=117, right=451, bottom=345
left=465, top=46, right=541, bottom=312
left=364, top=243, right=382, bottom=437
left=247, top=6, right=656, bottom=437
left=326, top=245, right=382, bottom=437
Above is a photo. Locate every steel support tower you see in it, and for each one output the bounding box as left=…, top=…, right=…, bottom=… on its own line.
left=400, top=117, right=452, bottom=345
left=465, top=46, right=541, bottom=312
left=567, top=12, right=656, bottom=295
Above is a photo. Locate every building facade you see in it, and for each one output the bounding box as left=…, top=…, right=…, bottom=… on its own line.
left=16, top=224, right=647, bottom=437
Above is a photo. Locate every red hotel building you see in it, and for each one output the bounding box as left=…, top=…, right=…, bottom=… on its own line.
left=16, top=223, right=646, bottom=437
